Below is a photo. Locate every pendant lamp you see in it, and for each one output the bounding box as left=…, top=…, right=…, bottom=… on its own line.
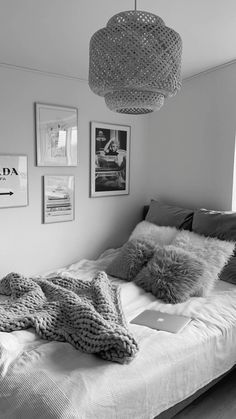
left=89, top=1, right=182, bottom=114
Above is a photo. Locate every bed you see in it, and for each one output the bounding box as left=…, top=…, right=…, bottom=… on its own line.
left=0, top=201, right=236, bottom=419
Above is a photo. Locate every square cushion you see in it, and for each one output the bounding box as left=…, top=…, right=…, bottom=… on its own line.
left=192, top=208, right=236, bottom=241
left=134, top=245, right=204, bottom=304
left=193, top=208, right=236, bottom=284
left=145, top=200, right=193, bottom=230
left=172, top=230, right=234, bottom=296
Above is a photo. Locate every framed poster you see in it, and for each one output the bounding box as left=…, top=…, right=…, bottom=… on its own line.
left=90, top=122, right=130, bottom=197
left=36, top=103, right=78, bottom=166
left=43, top=175, right=74, bottom=223
left=0, top=155, right=28, bottom=208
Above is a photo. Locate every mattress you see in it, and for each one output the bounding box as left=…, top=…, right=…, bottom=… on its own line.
left=0, top=248, right=236, bottom=419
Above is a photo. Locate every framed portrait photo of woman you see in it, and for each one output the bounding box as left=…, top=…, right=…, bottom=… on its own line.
left=90, top=122, right=130, bottom=197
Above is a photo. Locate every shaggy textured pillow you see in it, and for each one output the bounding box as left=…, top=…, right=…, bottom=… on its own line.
left=192, top=208, right=236, bottom=284
left=106, top=238, right=155, bottom=281
left=172, top=230, right=234, bottom=296
left=129, top=221, right=178, bottom=245
left=134, top=245, right=204, bottom=304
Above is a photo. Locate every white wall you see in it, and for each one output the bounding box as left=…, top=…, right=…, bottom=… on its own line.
left=1, top=62, right=235, bottom=277
left=147, top=63, right=236, bottom=211
left=0, top=67, right=149, bottom=276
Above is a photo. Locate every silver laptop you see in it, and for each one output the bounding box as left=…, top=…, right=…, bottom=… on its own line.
left=130, top=310, right=191, bottom=333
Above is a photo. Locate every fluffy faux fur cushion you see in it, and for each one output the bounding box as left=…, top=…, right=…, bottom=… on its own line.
left=129, top=221, right=178, bottom=245
left=106, top=238, right=155, bottom=281
left=172, top=230, right=235, bottom=296
left=134, top=245, right=204, bottom=304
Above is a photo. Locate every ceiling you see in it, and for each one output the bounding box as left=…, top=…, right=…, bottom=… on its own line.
left=0, top=0, right=236, bottom=81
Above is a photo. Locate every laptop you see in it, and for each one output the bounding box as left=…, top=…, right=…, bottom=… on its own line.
left=130, top=310, right=191, bottom=333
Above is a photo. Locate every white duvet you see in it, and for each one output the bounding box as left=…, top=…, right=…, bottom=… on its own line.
left=0, top=249, right=236, bottom=419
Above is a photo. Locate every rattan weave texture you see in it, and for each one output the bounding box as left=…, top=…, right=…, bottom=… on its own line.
left=89, top=10, right=182, bottom=114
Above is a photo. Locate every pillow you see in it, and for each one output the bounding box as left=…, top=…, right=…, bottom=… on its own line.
left=134, top=245, right=204, bottom=304
left=129, top=221, right=178, bottom=246
left=192, top=208, right=236, bottom=241
left=106, top=238, right=155, bottom=281
left=145, top=199, right=194, bottom=230
left=172, top=230, right=234, bottom=296
left=192, top=208, right=236, bottom=285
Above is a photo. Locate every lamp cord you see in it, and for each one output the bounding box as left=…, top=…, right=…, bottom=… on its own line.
left=134, top=0, right=137, bottom=11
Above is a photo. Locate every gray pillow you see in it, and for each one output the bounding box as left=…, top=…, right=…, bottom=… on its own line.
left=146, top=199, right=193, bottom=230
left=106, top=238, right=155, bottom=281
left=134, top=245, right=204, bottom=304
left=192, top=208, right=236, bottom=241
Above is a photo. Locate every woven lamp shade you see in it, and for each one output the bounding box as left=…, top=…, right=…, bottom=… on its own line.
left=89, top=10, right=182, bottom=114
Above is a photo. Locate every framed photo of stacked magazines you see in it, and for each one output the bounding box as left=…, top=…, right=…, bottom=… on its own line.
left=43, top=175, right=74, bottom=223
left=90, top=121, right=130, bottom=197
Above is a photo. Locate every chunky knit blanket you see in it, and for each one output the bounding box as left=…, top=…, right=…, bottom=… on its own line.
left=0, top=271, right=138, bottom=363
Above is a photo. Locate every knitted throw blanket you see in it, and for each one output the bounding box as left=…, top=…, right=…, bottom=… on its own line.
left=0, top=271, right=138, bottom=363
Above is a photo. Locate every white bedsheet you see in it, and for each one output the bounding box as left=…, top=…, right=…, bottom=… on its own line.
left=0, top=248, right=236, bottom=419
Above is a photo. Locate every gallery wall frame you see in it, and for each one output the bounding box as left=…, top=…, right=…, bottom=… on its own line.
left=90, top=121, right=131, bottom=197
left=0, top=154, right=28, bottom=208
left=43, top=175, right=75, bottom=224
left=35, top=103, right=78, bottom=167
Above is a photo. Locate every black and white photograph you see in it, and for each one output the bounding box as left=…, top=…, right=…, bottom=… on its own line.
left=90, top=122, right=130, bottom=197
left=36, top=103, right=78, bottom=166
left=0, top=2, right=236, bottom=419
left=43, top=175, right=74, bottom=223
